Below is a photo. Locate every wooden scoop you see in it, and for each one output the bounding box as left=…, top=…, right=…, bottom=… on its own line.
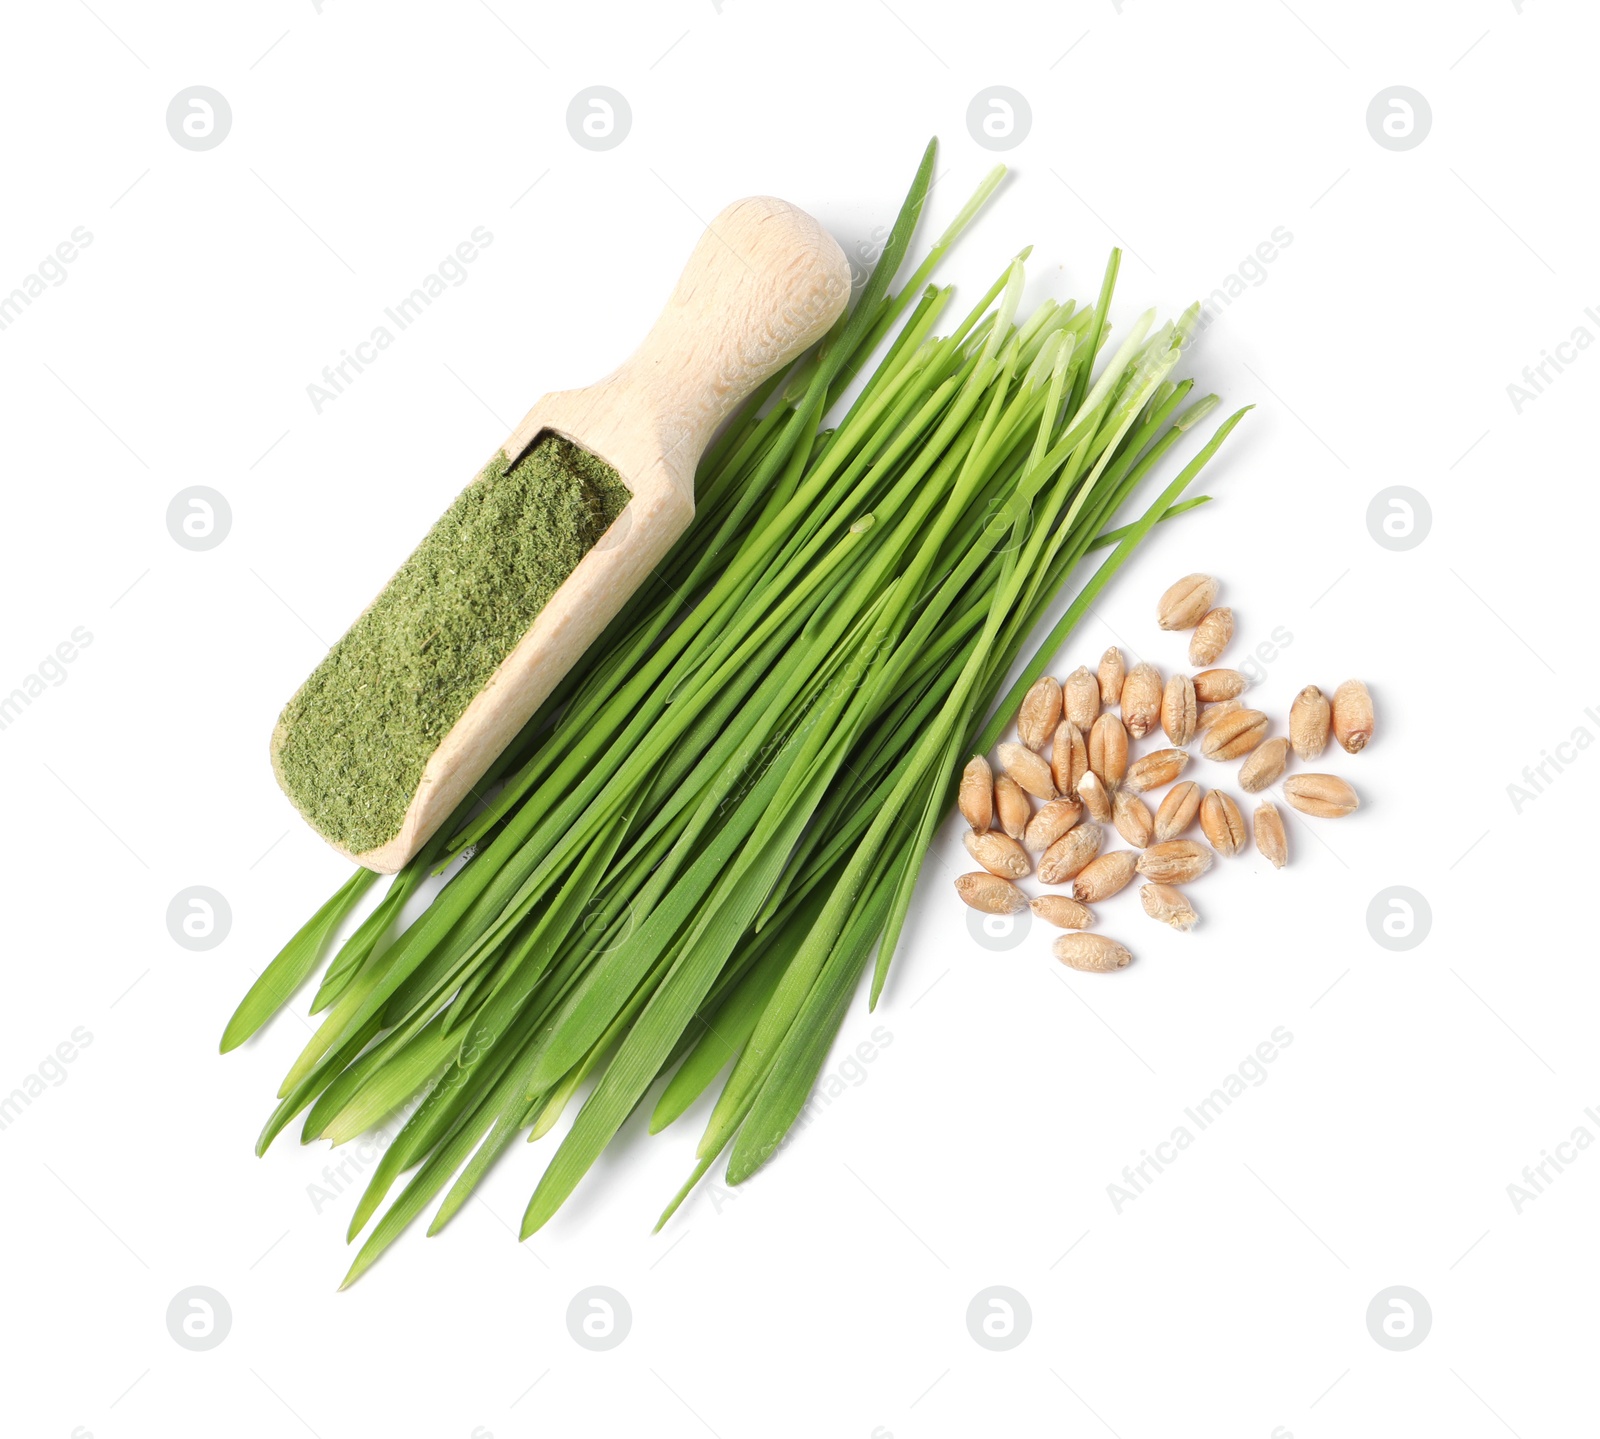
left=272, top=196, right=850, bottom=873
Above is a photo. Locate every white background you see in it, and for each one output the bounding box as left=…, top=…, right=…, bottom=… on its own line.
left=1, top=1, right=1592, bottom=1435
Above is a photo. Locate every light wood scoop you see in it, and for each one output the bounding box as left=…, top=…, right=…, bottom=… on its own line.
left=272, top=195, right=850, bottom=873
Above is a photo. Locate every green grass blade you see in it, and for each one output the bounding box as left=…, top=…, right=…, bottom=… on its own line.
left=648, top=919, right=796, bottom=1135
left=428, top=1087, right=548, bottom=1237
left=726, top=871, right=896, bottom=1184
left=519, top=764, right=828, bottom=1236
left=338, top=1059, right=527, bottom=1289
left=220, top=868, right=376, bottom=1052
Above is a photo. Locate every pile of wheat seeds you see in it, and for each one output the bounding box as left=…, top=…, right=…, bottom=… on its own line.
left=954, top=573, right=1374, bottom=972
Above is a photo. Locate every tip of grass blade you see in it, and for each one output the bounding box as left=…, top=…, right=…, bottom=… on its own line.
left=653, top=1154, right=716, bottom=1233
left=254, top=1111, right=286, bottom=1159
left=338, top=1202, right=404, bottom=1287
left=1174, top=394, right=1222, bottom=431
left=219, top=968, right=300, bottom=1055
left=221, top=867, right=379, bottom=1054
left=933, top=164, right=1008, bottom=251
left=518, top=1167, right=559, bottom=1238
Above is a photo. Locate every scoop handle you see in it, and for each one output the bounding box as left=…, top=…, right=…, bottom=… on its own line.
left=605, top=197, right=850, bottom=491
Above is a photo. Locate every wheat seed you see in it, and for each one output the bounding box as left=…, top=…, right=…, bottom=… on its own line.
left=998, top=741, right=1057, bottom=801
left=1200, top=708, right=1268, bottom=761
left=1140, top=883, right=1198, bottom=931
left=1024, top=797, right=1082, bottom=851
left=1052, top=932, right=1133, bottom=972
left=1288, top=685, right=1331, bottom=761
left=994, top=774, right=1032, bottom=840
left=1039, top=823, right=1103, bottom=884
left=1062, top=665, right=1101, bottom=731
left=1135, top=840, right=1213, bottom=884
left=1188, top=606, right=1233, bottom=666
left=1051, top=719, right=1088, bottom=799
left=1200, top=789, right=1247, bottom=855
left=1031, top=894, right=1095, bottom=930
left=1283, top=773, right=1359, bottom=818
left=1253, top=801, right=1288, bottom=867
left=963, top=829, right=1031, bottom=878
left=1097, top=646, right=1126, bottom=708
left=1332, top=679, right=1374, bottom=754
left=956, top=871, right=1028, bottom=914
left=1161, top=672, right=1196, bottom=745
left=1120, top=661, right=1162, bottom=739
left=1088, top=713, right=1129, bottom=791
left=1192, top=668, right=1245, bottom=703
left=1076, top=769, right=1113, bottom=823
left=1073, top=850, right=1140, bottom=903
left=959, top=755, right=993, bottom=832
left=1154, top=781, right=1202, bottom=842
left=1113, top=789, right=1154, bottom=847
left=1125, top=747, right=1189, bottom=794
left=1238, top=736, right=1290, bottom=794
left=1017, top=675, right=1063, bottom=751
left=1157, top=572, right=1217, bottom=630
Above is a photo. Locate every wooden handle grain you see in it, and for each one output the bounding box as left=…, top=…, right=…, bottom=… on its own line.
left=603, top=196, right=850, bottom=494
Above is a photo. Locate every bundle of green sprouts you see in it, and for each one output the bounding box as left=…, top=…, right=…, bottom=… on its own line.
left=225, top=140, right=1248, bottom=1286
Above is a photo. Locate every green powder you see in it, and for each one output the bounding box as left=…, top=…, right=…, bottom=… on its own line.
left=275, top=433, right=631, bottom=854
